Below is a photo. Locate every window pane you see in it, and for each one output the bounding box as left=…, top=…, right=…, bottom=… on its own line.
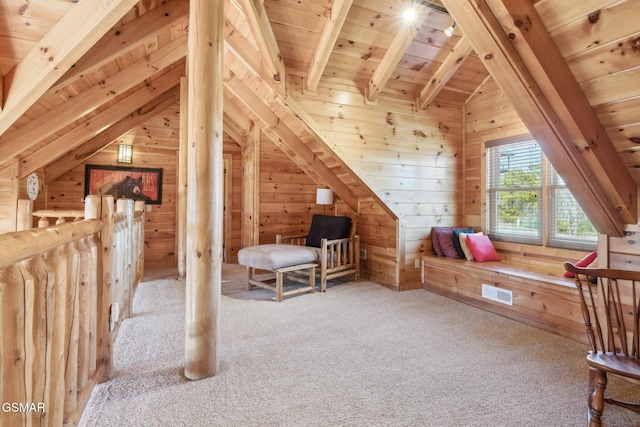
left=547, top=166, right=597, bottom=250
left=494, top=190, right=540, bottom=241
left=487, top=140, right=542, bottom=244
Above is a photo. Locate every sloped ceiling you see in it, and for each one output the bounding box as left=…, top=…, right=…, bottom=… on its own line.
left=0, top=0, right=638, bottom=234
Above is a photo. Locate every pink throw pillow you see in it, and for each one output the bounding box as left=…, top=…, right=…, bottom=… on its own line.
left=564, top=251, right=597, bottom=278
left=466, top=234, right=501, bottom=262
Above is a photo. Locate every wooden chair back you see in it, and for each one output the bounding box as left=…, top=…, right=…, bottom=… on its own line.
left=564, top=262, right=640, bottom=359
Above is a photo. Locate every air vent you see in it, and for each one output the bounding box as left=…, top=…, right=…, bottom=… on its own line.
left=481, top=284, right=513, bottom=306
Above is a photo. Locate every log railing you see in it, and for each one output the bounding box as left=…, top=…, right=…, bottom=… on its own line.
left=0, top=195, right=145, bottom=426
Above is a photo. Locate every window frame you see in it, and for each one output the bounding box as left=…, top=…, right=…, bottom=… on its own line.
left=483, top=135, right=597, bottom=251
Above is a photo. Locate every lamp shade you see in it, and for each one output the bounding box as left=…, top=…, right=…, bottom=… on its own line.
left=316, top=188, right=333, bottom=205
left=117, top=144, right=133, bottom=163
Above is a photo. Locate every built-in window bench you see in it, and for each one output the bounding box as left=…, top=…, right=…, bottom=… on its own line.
left=421, top=242, right=591, bottom=344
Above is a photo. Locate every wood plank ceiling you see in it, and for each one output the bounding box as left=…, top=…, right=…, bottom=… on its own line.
left=0, top=0, right=638, bottom=233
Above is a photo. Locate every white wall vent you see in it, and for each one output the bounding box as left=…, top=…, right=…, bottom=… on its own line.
left=481, top=284, right=513, bottom=306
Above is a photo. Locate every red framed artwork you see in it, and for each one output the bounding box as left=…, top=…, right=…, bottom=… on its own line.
left=84, top=164, right=163, bottom=205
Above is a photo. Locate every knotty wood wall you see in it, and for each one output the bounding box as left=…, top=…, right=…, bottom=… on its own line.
left=45, top=103, right=181, bottom=269
left=288, top=75, right=464, bottom=288
left=463, top=78, right=528, bottom=230
left=464, top=77, right=640, bottom=268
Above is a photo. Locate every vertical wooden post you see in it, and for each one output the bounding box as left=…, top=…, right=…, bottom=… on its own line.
left=185, top=0, right=224, bottom=379
left=178, top=77, right=188, bottom=277
left=100, top=196, right=115, bottom=380
left=116, top=198, right=134, bottom=319
left=16, top=199, right=33, bottom=231
left=241, top=123, right=260, bottom=248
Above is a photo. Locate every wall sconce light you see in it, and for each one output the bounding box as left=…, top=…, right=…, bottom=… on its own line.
left=316, top=188, right=333, bottom=215
left=117, top=144, right=133, bottom=163
left=444, top=22, right=455, bottom=37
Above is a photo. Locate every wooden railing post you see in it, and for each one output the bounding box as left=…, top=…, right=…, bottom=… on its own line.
left=16, top=199, right=33, bottom=231
left=0, top=193, right=146, bottom=426
left=116, top=199, right=134, bottom=320
left=100, top=196, right=115, bottom=380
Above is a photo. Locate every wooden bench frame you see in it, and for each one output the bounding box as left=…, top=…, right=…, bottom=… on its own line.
left=421, top=243, right=591, bottom=343
left=247, top=263, right=317, bottom=302
left=277, top=227, right=360, bottom=292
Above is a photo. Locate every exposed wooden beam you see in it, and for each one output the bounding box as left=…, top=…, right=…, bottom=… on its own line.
left=0, top=37, right=187, bottom=168
left=224, top=0, right=277, bottom=89
left=223, top=115, right=247, bottom=146
left=306, top=0, right=353, bottom=93
left=237, top=0, right=286, bottom=92
left=441, top=0, right=636, bottom=235
left=223, top=95, right=253, bottom=136
left=416, top=36, right=474, bottom=109
left=366, top=6, right=428, bottom=103
left=41, top=80, right=182, bottom=182
left=224, top=67, right=360, bottom=210
left=51, top=0, right=189, bottom=93
left=0, top=0, right=139, bottom=136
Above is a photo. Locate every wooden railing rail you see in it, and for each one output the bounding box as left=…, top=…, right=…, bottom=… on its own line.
left=32, top=209, right=85, bottom=228
left=0, top=195, right=145, bottom=427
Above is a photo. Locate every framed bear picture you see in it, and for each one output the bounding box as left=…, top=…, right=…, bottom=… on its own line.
left=84, top=165, right=163, bottom=205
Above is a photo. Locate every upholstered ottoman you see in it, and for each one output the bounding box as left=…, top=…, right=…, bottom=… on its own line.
left=237, top=244, right=318, bottom=301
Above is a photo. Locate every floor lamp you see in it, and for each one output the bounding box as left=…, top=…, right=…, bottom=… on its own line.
left=316, top=189, right=333, bottom=215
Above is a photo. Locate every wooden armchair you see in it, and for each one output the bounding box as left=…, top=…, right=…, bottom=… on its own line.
left=564, top=262, right=640, bottom=427
left=277, top=214, right=360, bottom=292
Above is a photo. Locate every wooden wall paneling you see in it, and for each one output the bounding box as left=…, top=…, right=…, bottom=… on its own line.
left=258, top=138, right=320, bottom=244
left=607, top=224, right=640, bottom=270
left=46, top=113, right=180, bottom=269
left=464, top=78, right=528, bottom=230
left=288, top=74, right=462, bottom=289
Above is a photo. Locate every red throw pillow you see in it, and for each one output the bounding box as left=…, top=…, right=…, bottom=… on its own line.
left=466, top=234, right=501, bottom=262
left=564, top=251, right=597, bottom=278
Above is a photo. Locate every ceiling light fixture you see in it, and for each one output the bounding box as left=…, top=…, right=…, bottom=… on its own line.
left=403, top=7, right=417, bottom=22
left=444, top=22, right=455, bottom=37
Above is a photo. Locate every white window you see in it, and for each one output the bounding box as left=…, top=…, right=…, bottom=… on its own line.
left=486, top=137, right=597, bottom=250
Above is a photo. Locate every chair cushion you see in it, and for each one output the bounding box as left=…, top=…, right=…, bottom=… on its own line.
left=305, top=215, right=352, bottom=248
left=238, top=244, right=319, bottom=270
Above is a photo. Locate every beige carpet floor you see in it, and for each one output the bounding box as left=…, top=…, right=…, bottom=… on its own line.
left=78, top=264, right=640, bottom=427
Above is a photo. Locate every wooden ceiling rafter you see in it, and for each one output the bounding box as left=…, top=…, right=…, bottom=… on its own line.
left=305, top=0, right=353, bottom=93
left=50, top=0, right=189, bottom=93
left=26, top=69, right=184, bottom=180
left=0, top=0, right=140, bottom=137
left=45, top=85, right=182, bottom=182
left=0, top=36, right=187, bottom=168
left=223, top=51, right=361, bottom=210
left=416, top=35, right=473, bottom=109
left=237, top=0, right=286, bottom=93
left=365, top=4, right=430, bottom=103
left=223, top=114, right=248, bottom=147
left=440, top=0, right=636, bottom=235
